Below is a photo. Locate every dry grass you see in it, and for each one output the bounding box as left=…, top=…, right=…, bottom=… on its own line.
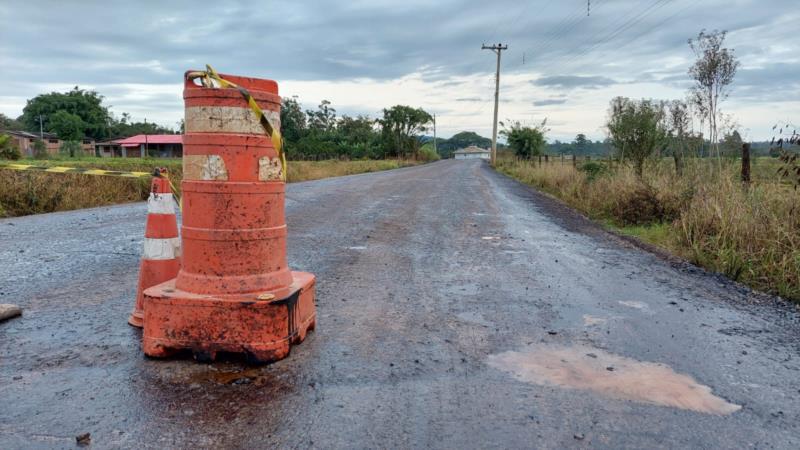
left=0, top=157, right=419, bottom=218
left=496, top=156, right=800, bottom=302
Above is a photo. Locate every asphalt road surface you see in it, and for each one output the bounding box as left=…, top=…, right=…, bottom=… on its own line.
left=1, top=160, right=799, bottom=449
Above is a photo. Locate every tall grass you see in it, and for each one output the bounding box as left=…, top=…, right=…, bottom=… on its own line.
left=496, top=156, right=800, bottom=302
left=0, top=157, right=419, bottom=218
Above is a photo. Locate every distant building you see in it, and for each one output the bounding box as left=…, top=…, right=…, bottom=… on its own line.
left=95, top=134, right=183, bottom=158
left=1, top=130, right=95, bottom=157
left=453, top=146, right=490, bottom=160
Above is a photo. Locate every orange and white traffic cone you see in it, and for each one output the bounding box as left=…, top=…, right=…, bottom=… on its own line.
left=128, top=168, right=180, bottom=328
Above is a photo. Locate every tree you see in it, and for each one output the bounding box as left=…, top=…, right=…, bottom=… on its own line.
left=721, top=130, right=743, bottom=157
left=49, top=110, right=85, bottom=141
left=338, top=115, right=380, bottom=159
left=306, top=100, right=337, bottom=133
left=666, top=99, right=691, bottom=176
left=0, top=134, right=21, bottom=160
left=0, top=113, right=24, bottom=131
left=688, top=30, right=739, bottom=163
left=573, top=133, right=588, bottom=154
left=280, top=96, right=307, bottom=145
left=436, top=131, right=492, bottom=158
left=500, top=119, right=548, bottom=159
left=378, top=105, right=432, bottom=159
left=20, top=87, right=113, bottom=139
left=606, top=97, right=667, bottom=177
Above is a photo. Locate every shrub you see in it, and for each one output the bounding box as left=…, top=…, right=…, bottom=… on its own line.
left=418, top=145, right=440, bottom=162
left=32, top=139, right=48, bottom=159
left=577, top=161, right=608, bottom=181
left=0, top=134, right=21, bottom=160
left=59, top=140, right=82, bottom=157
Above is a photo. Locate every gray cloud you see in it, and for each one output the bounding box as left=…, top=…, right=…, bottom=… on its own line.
left=532, top=75, right=618, bottom=90
left=533, top=98, right=568, bottom=106
left=0, top=0, right=797, bottom=138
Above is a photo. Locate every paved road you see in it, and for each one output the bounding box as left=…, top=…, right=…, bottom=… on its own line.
left=1, top=160, right=799, bottom=449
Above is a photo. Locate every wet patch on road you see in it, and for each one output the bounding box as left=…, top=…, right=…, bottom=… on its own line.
left=582, top=314, right=607, bottom=326
left=618, top=301, right=648, bottom=310
left=488, top=345, right=741, bottom=415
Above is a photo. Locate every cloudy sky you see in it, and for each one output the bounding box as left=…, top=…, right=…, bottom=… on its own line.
left=0, top=0, right=797, bottom=141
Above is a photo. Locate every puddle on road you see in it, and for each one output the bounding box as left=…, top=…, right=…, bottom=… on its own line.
left=619, top=301, right=648, bottom=310
left=487, top=345, right=741, bottom=415
left=582, top=315, right=607, bottom=326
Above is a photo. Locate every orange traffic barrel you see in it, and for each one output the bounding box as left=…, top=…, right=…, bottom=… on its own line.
left=128, top=170, right=180, bottom=328
left=142, top=71, right=316, bottom=363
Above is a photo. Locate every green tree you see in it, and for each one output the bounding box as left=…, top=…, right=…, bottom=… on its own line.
left=281, top=96, right=307, bottom=144
left=606, top=97, right=667, bottom=177
left=500, top=119, right=548, bottom=159
left=49, top=110, right=85, bottom=141
left=338, top=115, right=380, bottom=159
left=306, top=100, right=337, bottom=133
left=20, top=87, right=112, bottom=139
left=721, top=130, right=743, bottom=157
left=378, top=105, right=432, bottom=159
left=573, top=133, right=589, bottom=154
left=0, top=113, right=24, bottom=131
left=0, top=134, right=22, bottom=160
left=436, top=131, right=492, bottom=158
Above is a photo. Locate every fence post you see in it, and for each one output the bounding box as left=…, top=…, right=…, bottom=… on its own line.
left=741, top=143, right=751, bottom=184
left=544, top=154, right=549, bottom=164
left=572, top=154, right=576, bottom=168
left=538, top=154, right=542, bottom=166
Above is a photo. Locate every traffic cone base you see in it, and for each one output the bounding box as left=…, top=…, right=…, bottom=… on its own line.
left=142, top=271, right=316, bottom=364
left=128, top=179, right=180, bottom=328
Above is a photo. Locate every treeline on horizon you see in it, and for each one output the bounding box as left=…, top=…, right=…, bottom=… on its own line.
left=0, top=87, right=779, bottom=161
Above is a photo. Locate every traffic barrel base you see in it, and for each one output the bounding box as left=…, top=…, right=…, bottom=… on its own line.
left=142, top=271, right=316, bottom=364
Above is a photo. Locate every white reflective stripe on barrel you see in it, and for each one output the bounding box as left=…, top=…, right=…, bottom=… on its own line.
left=184, top=106, right=280, bottom=134
left=142, top=237, right=181, bottom=260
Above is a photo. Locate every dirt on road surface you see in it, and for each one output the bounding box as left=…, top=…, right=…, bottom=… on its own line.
left=1, top=160, right=799, bottom=448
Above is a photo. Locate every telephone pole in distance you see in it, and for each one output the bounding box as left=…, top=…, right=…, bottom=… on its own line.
left=482, top=42, right=507, bottom=165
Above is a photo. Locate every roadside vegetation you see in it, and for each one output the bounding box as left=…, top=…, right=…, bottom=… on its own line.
left=497, top=30, right=799, bottom=302
left=0, top=157, right=418, bottom=218
left=1, top=83, right=438, bottom=217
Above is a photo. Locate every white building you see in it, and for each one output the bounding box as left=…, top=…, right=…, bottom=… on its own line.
left=453, top=146, right=490, bottom=160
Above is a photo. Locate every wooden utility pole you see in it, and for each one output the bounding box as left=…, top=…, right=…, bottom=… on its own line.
left=741, top=143, right=751, bottom=184
left=433, top=114, right=437, bottom=157
left=482, top=43, right=507, bottom=166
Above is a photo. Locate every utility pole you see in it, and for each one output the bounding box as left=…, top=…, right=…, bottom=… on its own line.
left=38, top=115, right=43, bottom=139
left=482, top=42, right=507, bottom=165
left=433, top=114, right=437, bottom=157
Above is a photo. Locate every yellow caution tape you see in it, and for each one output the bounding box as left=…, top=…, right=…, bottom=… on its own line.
left=0, top=162, right=152, bottom=178
left=186, top=65, right=286, bottom=181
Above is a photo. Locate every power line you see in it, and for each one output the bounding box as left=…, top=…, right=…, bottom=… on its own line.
left=544, top=0, right=672, bottom=75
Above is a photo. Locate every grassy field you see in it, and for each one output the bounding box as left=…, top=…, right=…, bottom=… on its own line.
left=0, top=156, right=419, bottom=217
left=496, top=155, right=800, bottom=302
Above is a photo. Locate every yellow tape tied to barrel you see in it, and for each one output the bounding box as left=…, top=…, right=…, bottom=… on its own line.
left=185, top=65, right=286, bottom=182
left=0, top=162, right=152, bottom=178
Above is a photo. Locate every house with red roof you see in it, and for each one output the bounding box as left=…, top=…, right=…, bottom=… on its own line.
left=95, top=134, right=182, bottom=158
